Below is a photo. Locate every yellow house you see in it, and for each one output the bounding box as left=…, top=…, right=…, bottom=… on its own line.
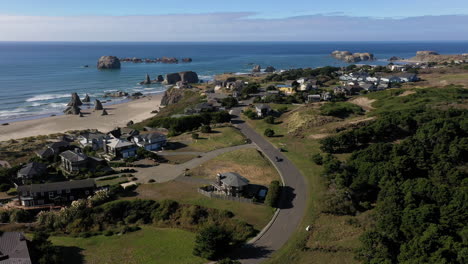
left=277, top=85, right=295, bottom=95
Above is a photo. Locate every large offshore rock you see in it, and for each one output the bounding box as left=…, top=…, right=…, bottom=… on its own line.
left=331, top=51, right=374, bottom=63
left=67, top=93, right=83, bottom=107
left=164, top=73, right=182, bottom=85
left=140, top=74, right=152, bottom=85
left=179, top=71, right=199, bottom=83
left=82, top=94, right=90, bottom=103
left=97, top=56, right=121, bottom=69
left=264, top=66, right=276, bottom=73
left=63, top=105, right=81, bottom=115
left=94, top=99, right=103, bottom=110
left=252, top=65, right=261, bottom=72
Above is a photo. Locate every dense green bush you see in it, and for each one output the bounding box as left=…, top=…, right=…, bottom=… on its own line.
left=264, top=116, right=275, bottom=124
left=264, top=128, right=275, bottom=137
left=193, top=225, right=233, bottom=260
left=311, top=153, right=323, bottom=165
left=265, top=181, right=281, bottom=207
left=147, top=111, right=231, bottom=134
left=201, top=125, right=212, bottom=133
left=320, top=102, right=363, bottom=118
left=221, top=97, right=238, bottom=108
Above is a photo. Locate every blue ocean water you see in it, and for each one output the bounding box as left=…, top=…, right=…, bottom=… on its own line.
left=0, top=41, right=467, bottom=121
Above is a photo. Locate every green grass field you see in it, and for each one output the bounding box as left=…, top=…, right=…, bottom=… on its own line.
left=168, top=126, right=247, bottom=152
left=50, top=226, right=206, bottom=264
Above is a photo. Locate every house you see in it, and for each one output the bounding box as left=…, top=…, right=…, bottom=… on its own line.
left=17, top=162, right=47, bottom=182
left=298, top=79, right=318, bottom=91
left=78, top=132, right=110, bottom=150
left=377, top=83, right=389, bottom=90
left=105, top=138, right=137, bottom=159
left=389, top=64, right=406, bottom=71
left=185, top=102, right=215, bottom=114
left=213, top=172, right=250, bottom=196
left=397, top=73, right=418, bottom=82
left=108, top=127, right=139, bottom=141
left=17, top=179, right=96, bottom=207
left=133, top=132, right=167, bottom=151
left=0, top=232, right=32, bottom=264
left=360, top=83, right=377, bottom=92
left=321, top=92, right=333, bottom=101
left=35, top=140, right=70, bottom=159
left=255, top=104, right=271, bottom=117
left=307, top=94, right=321, bottom=103
left=59, top=150, right=88, bottom=173
left=277, top=85, right=295, bottom=95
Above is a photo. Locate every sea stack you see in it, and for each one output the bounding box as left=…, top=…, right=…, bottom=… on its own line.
left=83, top=94, right=90, bottom=103
left=97, top=56, right=121, bottom=69
left=264, top=66, right=276, bottom=73
left=141, top=74, right=152, bottom=85
left=94, top=99, right=103, bottom=110
left=252, top=65, right=261, bottom=72
left=63, top=105, right=81, bottom=115
left=67, top=93, right=83, bottom=106
left=101, top=109, right=108, bottom=116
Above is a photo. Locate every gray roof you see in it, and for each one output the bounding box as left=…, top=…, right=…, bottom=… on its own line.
left=0, top=232, right=32, bottom=264
left=220, top=172, right=250, bottom=187
left=80, top=132, right=107, bottom=141
left=36, top=148, right=55, bottom=158
left=59, top=150, right=88, bottom=162
left=107, top=138, right=135, bottom=149
left=136, top=132, right=166, bottom=142
left=17, top=162, right=47, bottom=177
left=47, top=141, right=69, bottom=150
left=17, top=178, right=96, bottom=194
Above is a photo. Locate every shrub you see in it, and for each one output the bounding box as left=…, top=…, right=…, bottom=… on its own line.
left=265, top=181, right=281, bottom=207
left=264, top=116, right=275, bottom=124
left=264, top=128, right=275, bottom=137
left=277, top=106, right=288, bottom=113
left=244, top=109, right=257, bottom=120
left=221, top=96, right=238, bottom=108
left=0, top=183, right=10, bottom=192
left=201, top=125, right=212, bottom=133
left=192, top=133, right=199, bottom=139
left=217, top=258, right=241, bottom=264
left=148, top=179, right=156, bottom=183
left=311, top=153, right=323, bottom=165
left=320, top=102, right=364, bottom=118
left=193, top=225, right=233, bottom=260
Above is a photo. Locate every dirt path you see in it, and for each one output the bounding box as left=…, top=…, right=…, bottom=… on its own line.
left=349, top=97, right=376, bottom=111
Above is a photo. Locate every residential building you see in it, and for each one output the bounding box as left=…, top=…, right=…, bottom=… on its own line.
left=133, top=132, right=167, bottom=151
left=59, top=150, right=88, bottom=173
left=307, top=94, right=321, bottom=103
left=360, top=83, right=377, bottom=92
left=0, top=232, right=32, bottom=264
left=321, top=92, right=333, bottom=101
left=78, top=132, right=110, bottom=150
left=277, top=85, right=295, bottom=95
left=17, top=162, right=47, bottom=183
left=35, top=140, right=70, bottom=159
left=255, top=104, right=271, bottom=118
left=213, top=172, right=250, bottom=197
left=105, top=138, right=137, bottom=159
left=17, top=179, right=96, bottom=207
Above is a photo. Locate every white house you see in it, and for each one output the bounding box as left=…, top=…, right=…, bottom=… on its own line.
left=133, top=132, right=167, bottom=151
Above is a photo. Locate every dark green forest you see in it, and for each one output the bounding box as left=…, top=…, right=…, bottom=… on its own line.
left=318, top=87, right=467, bottom=264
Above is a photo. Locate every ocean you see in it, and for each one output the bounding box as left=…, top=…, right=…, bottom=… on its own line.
left=1, top=41, right=467, bottom=122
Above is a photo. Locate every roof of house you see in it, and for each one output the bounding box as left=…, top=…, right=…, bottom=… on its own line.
left=0, top=160, right=11, bottom=168
left=0, top=232, right=32, bottom=264
left=47, top=141, right=69, bottom=150
left=107, top=138, right=135, bottom=149
left=136, top=132, right=166, bottom=142
left=219, top=172, right=250, bottom=187
left=59, top=150, right=88, bottom=162
left=17, top=162, right=47, bottom=177
left=120, top=127, right=139, bottom=136
left=360, top=83, right=375, bottom=89
left=35, top=148, right=55, bottom=158
left=308, top=94, right=321, bottom=98
left=17, top=178, right=96, bottom=194
left=79, top=132, right=107, bottom=141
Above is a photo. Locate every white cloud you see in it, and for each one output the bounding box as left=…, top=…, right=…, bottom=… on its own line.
left=0, top=13, right=467, bottom=41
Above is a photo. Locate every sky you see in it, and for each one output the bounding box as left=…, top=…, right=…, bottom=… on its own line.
left=0, top=0, right=468, bottom=41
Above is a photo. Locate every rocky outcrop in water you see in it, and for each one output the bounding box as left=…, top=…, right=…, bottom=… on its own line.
left=94, top=99, right=103, bottom=110
left=97, top=56, right=121, bottom=69
left=140, top=74, right=152, bottom=85
left=157, top=75, right=164, bottom=82
left=83, top=94, right=90, bottom=103
left=265, top=66, right=276, bottom=73
left=67, top=93, right=83, bottom=107
left=182, top=58, right=193, bottom=62
left=388, top=56, right=404, bottom=61
left=120, top=57, right=193, bottom=64
left=416, top=51, right=439, bottom=56
left=331, top=51, right=375, bottom=63
left=102, top=109, right=108, bottom=116
left=164, top=71, right=199, bottom=85
left=161, top=88, right=184, bottom=106
left=63, top=105, right=81, bottom=115
left=252, top=65, right=261, bottom=72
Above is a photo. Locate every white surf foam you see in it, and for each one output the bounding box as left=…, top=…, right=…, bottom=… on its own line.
left=26, top=94, right=69, bottom=102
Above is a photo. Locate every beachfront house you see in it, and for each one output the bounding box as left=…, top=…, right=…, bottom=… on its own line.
left=360, top=83, right=377, bottom=92
left=105, top=138, right=137, bottom=159
left=133, top=132, right=167, bottom=151
left=17, top=179, right=96, bottom=207
left=59, top=150, right=89, bottom=173
left=307, top=94, right=321, bottom=103
left=213, top=172, right=250, bottom=197
left=36, top=140, right=70, bottom=159
left=0, top=232, right=32, bottom=263
left=17, top=162, right=47, bottom=183
left=255, top=104, right=271, bottom=118
left=78, top=132, right=110, bottom=150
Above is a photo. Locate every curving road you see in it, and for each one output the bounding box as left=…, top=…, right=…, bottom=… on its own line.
left=230, top=106, right=308, bottom=264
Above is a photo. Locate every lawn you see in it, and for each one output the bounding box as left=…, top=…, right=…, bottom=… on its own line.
left=167, top=126, right=247, bottom=153
left=96, top=176, right=131, bottom=187
left=126, top=181, right=275, bottom=230
left=50, top=226, right=206, bottom=264
left=189, top=148, right=280, bottom=186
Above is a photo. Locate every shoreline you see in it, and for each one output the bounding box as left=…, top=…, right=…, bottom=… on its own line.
left=0, top=93, right=163, bottom=141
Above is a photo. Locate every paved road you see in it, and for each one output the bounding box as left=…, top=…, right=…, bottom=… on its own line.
left=230, top=106, right=308, bottom=264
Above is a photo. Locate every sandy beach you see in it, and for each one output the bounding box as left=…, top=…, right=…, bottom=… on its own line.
left=0, top=93, right=163, bottom=141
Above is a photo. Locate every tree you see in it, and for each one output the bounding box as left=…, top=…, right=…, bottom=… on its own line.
left=311, top=153, right=323, bottom=165
left=264, top=128, right=275, bottom=137
left=265, top=181, right=281, bottom=207
left=217, top=258, right=241, bottom=264
left=221, top=96, right=238, bottom=108
left=191, top=133, right=199, bottom=139
left=30, top=232, right=62, bottom=264
left=193, top=225, right=233, bottom=260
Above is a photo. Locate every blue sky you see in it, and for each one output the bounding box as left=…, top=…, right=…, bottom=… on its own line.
left=0, top=0, right=467, bottom=41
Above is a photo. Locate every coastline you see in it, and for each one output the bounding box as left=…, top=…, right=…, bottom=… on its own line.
left=0, top=93, right=163, bottom=141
